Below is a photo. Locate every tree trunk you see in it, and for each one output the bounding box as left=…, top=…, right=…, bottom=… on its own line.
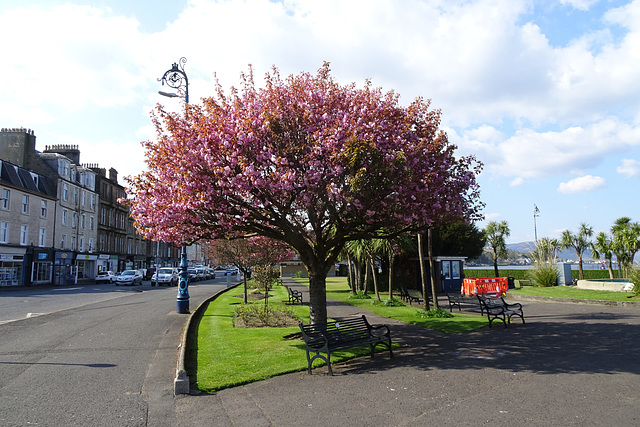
left=607, top=259, right=614, bottom=279
left=578, top=253, right=584, bottom=280
left=363, top=260, right=370, bottom=295
left=243, top=275, right=248, bottom=304
left=308, top=267, right=329, bottom=325
left=369, top=258, right=380, bottom=301
left=388, top=252, right=394, bottom=301
left=417, top=233, right=430, bottom=310
left=493, top=248, right=499, bottom=277
left=347, top=254, right=356, bottom=295
left=428, top=228, right=439, bottom=309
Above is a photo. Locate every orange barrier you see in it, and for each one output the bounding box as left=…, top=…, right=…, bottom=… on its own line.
left=462, top=277, right=508, bottom=296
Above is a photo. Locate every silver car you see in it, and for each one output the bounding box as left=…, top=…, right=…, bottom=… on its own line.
left=151, top=267, right=178, bottom=286
left=115, top=270, right=143, bottom=286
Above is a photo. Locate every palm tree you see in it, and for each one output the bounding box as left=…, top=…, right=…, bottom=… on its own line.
left=345, top=239, right=380, bottom=299
left=484, top=221, right=510, bottom=277
left=561, top=223, right=594, bottom=280
left=591, top=232, right=615, bottom=279
left=372, top=234, right=416, bottom=301
left=611, top=217, right=640, bottom=277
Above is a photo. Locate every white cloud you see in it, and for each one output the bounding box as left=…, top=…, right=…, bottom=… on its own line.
left=617, top=159, right=640, bottom=178
left=469, top=118, right=640, bottom=180
left=510, top=177, right=525, bottom=187
left=559, top=0, right=598, bottom=11
left=557, top=175, right=607, bottom=194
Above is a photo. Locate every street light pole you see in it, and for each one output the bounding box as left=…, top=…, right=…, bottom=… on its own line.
left=533, top=204, right=540, bottom=243
left=158, top=57, right=190, bottom=314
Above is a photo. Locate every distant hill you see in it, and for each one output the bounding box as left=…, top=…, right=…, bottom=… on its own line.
left=507, top=241, right=592, bottom=261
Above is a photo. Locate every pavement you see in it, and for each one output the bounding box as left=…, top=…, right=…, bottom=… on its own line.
left=172, top=278, right=640, bottom=426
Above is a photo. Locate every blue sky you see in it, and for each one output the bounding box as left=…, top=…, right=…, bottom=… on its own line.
left=2, top=0, right=639, bottom=244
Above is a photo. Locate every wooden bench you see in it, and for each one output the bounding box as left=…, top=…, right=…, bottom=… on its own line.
left=518, top=279, right=534, bottom=287
left=285, top=285, right=303, bottom=304
left=445, top=293, right=480, bottom=312
left=400, top=287, right=432, bottom=305
left=477, top=295, right=525, bottom=328
left=298, top=315, right=393, bottom=375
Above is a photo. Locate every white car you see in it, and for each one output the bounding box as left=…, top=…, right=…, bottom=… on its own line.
left=115, top=270, right=143, bottom=286
left=95, top=271, right=115, bottom=284
left=151, top=267, right=178, bottom=286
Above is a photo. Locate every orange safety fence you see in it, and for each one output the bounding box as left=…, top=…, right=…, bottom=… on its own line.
left=462, top=277, right=508, bottom=296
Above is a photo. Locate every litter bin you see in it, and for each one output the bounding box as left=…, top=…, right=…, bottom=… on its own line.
left=507, top=276, right=515, bottom=289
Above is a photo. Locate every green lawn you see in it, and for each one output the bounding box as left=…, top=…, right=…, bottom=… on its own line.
left=293, top=276, right=487, bottom=333
left=510, top=285, right=640, bottom=301
left=191, top=284, right=403, bottom=392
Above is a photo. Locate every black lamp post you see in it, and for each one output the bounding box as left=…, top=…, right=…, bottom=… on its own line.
left=158, top=57, right=190, bottom=314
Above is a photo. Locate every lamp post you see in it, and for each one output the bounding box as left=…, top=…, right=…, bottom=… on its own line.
left=158, top=57, right=190, bottom=314
left=533, top=204, right=540, bottom=243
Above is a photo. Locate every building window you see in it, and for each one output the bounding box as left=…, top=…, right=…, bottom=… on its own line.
left=81, top=214, right=85, bottom=229
left=71, top=236, right=76, bottom=251
left=62, top=209, right=68, bottom=226
left=90, top=194, right=95, bottom=210
left=81, top=190, right=86, bottom=207
left=72, top=213, right=77, bottom=229
left=62, top=183, right=69, bottom=201
left=39, top=228, right=46, bottom=247
left=61, top=234, right=66, bottom=249
left=89, top=216, right=94, bottom=230
left=73, top=188, right=78, bottom=204
left=1, top=189, right=9, bottom=209
left=22, top=195, right=29, bottom=214
left=0, top=222, right=8, bottom=243
left=20, top=225, right=28, bottom=245
left=41, top=200, right=47, bottom=217
left=79, top=237, right=84, bottom=252
left=88, top=238, right=94, bottom=253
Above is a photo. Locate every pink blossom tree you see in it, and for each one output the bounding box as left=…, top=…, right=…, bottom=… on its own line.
left=204, top=236, right=293, bottom=303
left=126, top=63, right=483, bottom=325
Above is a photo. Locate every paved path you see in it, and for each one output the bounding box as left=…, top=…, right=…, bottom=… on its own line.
left=175, top=279, right=640, bottom=426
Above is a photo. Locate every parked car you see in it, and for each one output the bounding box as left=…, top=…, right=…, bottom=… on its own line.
left=95, top=271, right=115, bottom=284
left=195, top=267, right=207, bottom=281
left=115, top=269, right=143, bottom=286
left=206, top=268, right=216, bottom=279
left=151, top=267, right=178, bottom=286
left=186, top=268, right=199, bottom=282
left=225, top=266, right=239, bottom=276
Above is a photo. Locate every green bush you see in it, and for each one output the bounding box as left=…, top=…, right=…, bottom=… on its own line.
left=629, top=269, right=640, bottom=296
left=416, top=308, right=454, bottom=318
left=529, top=262, right=557, bottom=287
left=348, top=291, right=371, bottom=300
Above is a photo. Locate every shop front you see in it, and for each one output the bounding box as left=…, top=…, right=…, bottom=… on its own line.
left=76, top=254, right=98, bottom=280
left=54, top=251, right=75, bottom=286
left=1, top=251, right=25, bottom=286
left=30, top=249, right=54, bottom=285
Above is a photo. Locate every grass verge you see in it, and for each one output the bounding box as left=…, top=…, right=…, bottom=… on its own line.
left=293, top=276, right=487, bottom=334
left=192, top=284, right=401, bottom=392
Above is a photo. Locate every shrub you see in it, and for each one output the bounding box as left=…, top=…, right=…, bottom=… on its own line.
left=348, top=291, right=371, bottom=300
left=630, top=269, right=640, bottom=296
left=416, top=308, right=454, bottom=318
left=234, top=303, right=301, bottom=328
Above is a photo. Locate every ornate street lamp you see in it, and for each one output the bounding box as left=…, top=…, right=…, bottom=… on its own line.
left=158, top=57, right=190, bottom=314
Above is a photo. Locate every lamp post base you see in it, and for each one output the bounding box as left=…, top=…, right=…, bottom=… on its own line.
left=177, top=298, right=190, bottom=314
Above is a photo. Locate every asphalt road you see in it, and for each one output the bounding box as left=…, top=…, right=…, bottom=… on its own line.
left=0, top=278, right=231, bottom=426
